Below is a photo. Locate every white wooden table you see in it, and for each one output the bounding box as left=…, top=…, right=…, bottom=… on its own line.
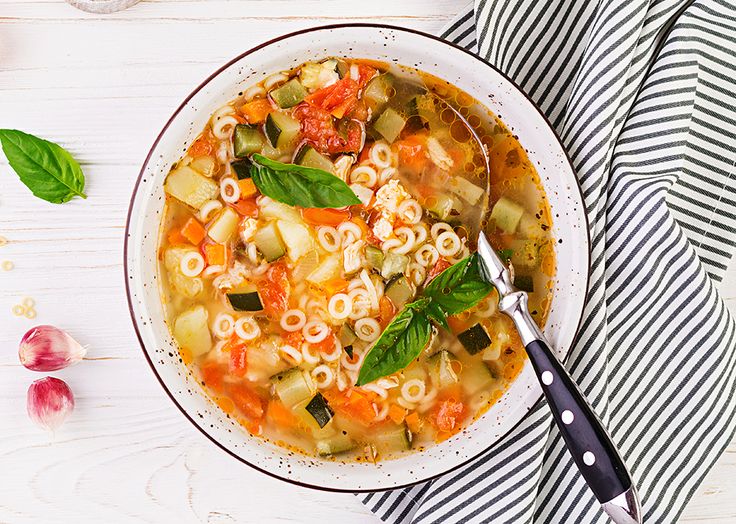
left=0, top=1, right=733, bottom=522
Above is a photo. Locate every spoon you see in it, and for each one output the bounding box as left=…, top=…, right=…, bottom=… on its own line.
left=476, top=232, right=642, bottom=524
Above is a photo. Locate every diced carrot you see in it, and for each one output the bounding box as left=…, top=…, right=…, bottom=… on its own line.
left=179, top=346, right=193, bottom=365
left=228, top=383, right=265, bottom=420
left=388, top=404, right=407, bottom=425
left=200, top=361, right=225, bottom=392
left=244, top=419, right=263, bottom=436
left=447, top=314, right=470, bottom=334
left=267, top=399, right=300, bottom=430
left=189, top=133, right=215, bottom=157
left=301, top=207, right=351, bottom=227
left=238, top=178, right=258, bottom=198
left=322, top=278, right=349, bottom=295
left=215, top=396, right=235, bottom=415
left=240, top=98, right=272, bottom=124
left=341, top=389, right=378, bottom=426
left=395, top=134, right=427, bottom=173
left=167, top=227, right=189, bottom=245
left=231, top=196, right=259, bottom=217
left=204, top=243, right=226, bottom=266
left=180, top=217, right=206, bottom=245
left=405, top=412, right=422, bottom=434
left=378, top=295, right=396, bottom=328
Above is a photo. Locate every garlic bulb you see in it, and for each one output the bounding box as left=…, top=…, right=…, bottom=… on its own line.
left=27, top=377, right=75, bottom=431
left=19, top=325, right=86, bottom=371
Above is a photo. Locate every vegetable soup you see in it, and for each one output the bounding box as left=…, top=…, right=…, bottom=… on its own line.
left=158, top=58, right=555, bottom=461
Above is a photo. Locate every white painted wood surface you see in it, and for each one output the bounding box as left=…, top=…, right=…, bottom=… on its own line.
left=0, top=1, right=733, bottom=522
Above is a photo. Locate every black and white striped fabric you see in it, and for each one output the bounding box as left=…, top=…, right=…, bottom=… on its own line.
left=361, top=0, right=736, bottom=522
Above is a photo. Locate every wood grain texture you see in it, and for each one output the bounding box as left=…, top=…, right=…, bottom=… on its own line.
left=0, top=1, right=733, bottom=522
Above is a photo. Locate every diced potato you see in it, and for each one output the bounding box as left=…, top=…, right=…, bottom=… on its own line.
left=208, top=207, right=240, bottom=243
left=163, top=246, right=204, bottom=298
left=164, top=165, right=218, bottom=208
left=490, top=197, right=524, bottom=234
left=449, top=176, right=485, bottom=205
left=517, top=213, right=545, bottom=239
left=173, top=305, right=211, bottom=357
left=189, top=156, right=216, bottom=177
left=259, top=196, right=303, bottom=223
left=307, top=254, right=341, bottom=284
left=276, top=220, right=314, bottom=261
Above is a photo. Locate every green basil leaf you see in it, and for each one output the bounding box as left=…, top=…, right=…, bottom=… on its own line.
left=425, top=301, right=449, bottom=330
left=0, top=129, right=86, bottom=204
left=424, top=253, right=494, bottom=316
left=498, top=248, right=514, bottom=263
left=250, top=154, right=360, bottom=208
left=356, top=299, right=432, bottom=385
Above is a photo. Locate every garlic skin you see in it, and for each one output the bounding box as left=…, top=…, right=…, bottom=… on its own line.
left=27, top=377, right=75, bottom=431
left=19, top=325, right=87, bottom=371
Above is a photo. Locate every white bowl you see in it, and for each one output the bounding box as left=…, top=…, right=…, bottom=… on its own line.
left=125, top=24, right=589, bottom=492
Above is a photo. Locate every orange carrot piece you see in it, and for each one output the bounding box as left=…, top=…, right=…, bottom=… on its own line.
left=180, top=217, right=206, bottom=245
left=240, top=98, right=272, bottom=124
left=405, top=412, right=422, bottom=434
left=388, top=404, right=407, bottom=425
left=301, top=207, right=351, bottom=227
left=189, top=133, right=215, bottom=157
left=322, top=278, right=350, bottom=295
left=267, top=399, right=300, bottom=429
left=238, top=178, right=258, bottom=198
left=167, top=227, right=189, bottom=245
left=204, top=243, right=226, bottom=266
left=231, top=197, right=259, bottom=217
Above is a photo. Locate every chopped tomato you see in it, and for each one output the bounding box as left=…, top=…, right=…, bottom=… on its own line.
left=378, top=295, right=397, bottom=328
left=306, top=77, right=360, bottom=115
left=293, top=103, right=363, bottom=155
left=313, top=334, right=339, bottom=359
left=180, top=217, right=206, bottom=245
left=431, top=399, right=466, bottom=432
left=262, top=261, right=289, bottom=318
left=301, top=207, right=351, bottom=227
left=282, top=330, right=304, bottom=348
left=204, top=243, right=227, bottom=266
left=324, top=388, right=377, bottom=427
left=189, top=133, right=215, bottom=157
left=238, top=178, right=258, bottom=198
left=230, top=196, right=259, bottom=217
left=200, top=361, right=225, bottom=392
left=426, top=257, right=452, bottom=283
left=395, top=134, right=427, bottom=174
left=228, top=383, right=265, bottom=420
left=240, top=98, right=272, bottom=124
left=388, top=404, right=407, bottom=425
left=229, top=342, right=248, bottom=377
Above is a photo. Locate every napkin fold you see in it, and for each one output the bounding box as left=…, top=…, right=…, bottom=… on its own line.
left=362, top=0, right=736, bottom=522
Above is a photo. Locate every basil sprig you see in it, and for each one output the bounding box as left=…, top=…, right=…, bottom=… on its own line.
left=250, top=154, right=360, bottom=208
left=0, top=129, right=86, bottom=204
left=356, top=253, right=493, bottom=385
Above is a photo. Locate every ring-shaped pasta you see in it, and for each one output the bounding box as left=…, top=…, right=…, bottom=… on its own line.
left=234, top=317, right=260, bottom=341
left=401, top=379, right=427, bottom=403
left=280, top=309, right=307, bottom=332
left=311, top=365, right=335, bottom=389
left=216, top=140, right=231, bottom=165
left=301, top=343, right=321, bottom=365
left=391, top=227, right=416, bottom=255
left=243, top=85, right=266, bottom=101
left=369, top=141, right=392, bottom=168
left=341, top=349, right=364, bottom=371
left=431, top=222, right=454, bottom=240
left=280, top=344, right=302, bottom=365
left=198, top=200, right=223, bottom=223
left=212, top=115, right=239, bottom=140
left=412, top=224, right=428, bottom=246
left=328, top=293, right=353, bottom=320
left=220, top=177, right=240, bottom=203
left=212, top=313, right=235, bottom=339
left=337, top=221, right=362, bottom=246
left=317, top=226, right=342, bottom=252
left=362, top=383, right=389, bottom=399
left=379, top=166, right=397, bottom=184
left=397, top=199, right=423, bottom=225
left=320, top=340, right=342, bottom=363
left=302, top=319, right=329, bottom=344
left=202, top=264, right=225, bottom=278
left=436, top=230, right=462, bottom=257
left=180, top=251, right=205, bottom=277
left=349, top=165, right=378, bottom=187
left=396, top=397, right=417, bottom=410
left=414, top=244, right=440, bottom=267
left=263, top=72, right=289, bottom=90
left=407, top=262, right=427, bottom=287
left=374, top=401, right=390, bottom=421
left=354, top=318, right=381, bottom=342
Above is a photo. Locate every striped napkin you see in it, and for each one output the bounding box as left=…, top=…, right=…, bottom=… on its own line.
left=362, top=1, right=736, bottom=522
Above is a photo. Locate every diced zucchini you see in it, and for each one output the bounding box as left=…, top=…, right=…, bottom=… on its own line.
left=253, top=221, right=286, bottom=262
left=461, top=361, right=495, bottom=395
left=490, top=197, right=525, bottom=234
left=264, top=112, right=301, bottom=149
left=307, top=254, right=341, bottom=284
left=164, top=165, right=218, bottom=209
left=207, top=207, right=240, bottom=243
left=385, top=275, right=414, bottom=309
left=514, top=275, right=534, bottom=292
left=335, top=60, right=349, bottom=79
left=233, top=124, right=264, bottom=158
left=373, top=108, right=406, bottom=143
left=276, top=220, right=314, bottom=261
left=449, top=176, right=485, bottom=205
left=381, top=252, right=410, bottom=280
left=509, top=239, right=540, bottom=269
left=339, top=324, right=357, bottom=347
left=271, top=368, right=315, bottom=408
left=316, top=434, right=355, bottom=456
left=305, top=393, right=334, bottom=428
left=231, top=158, right=253, bottom=180
left=428, top=350, right=459, bottom=388
left=363, top=74, right=394, bottom=111
left=365, top=245, right=384, bottom=272
left=173, top=305, right=211, bottom=357
left=295, top=145, right=334, bottom=173
left=373, top=423, right=412, bottom=455
left=259, top=196, right=303, bottom=223
left=427, top=193, right=460, bottom=221
left=189, top=156, right=216, bottom=177
left=457, top=323, right=492, bottom=355
left=227, top=285, right=263, bottom=311
left=269, top=78, right=307, bottom=108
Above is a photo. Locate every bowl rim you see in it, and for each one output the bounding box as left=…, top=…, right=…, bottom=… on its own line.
left=124, top=22, right=591, bottom=493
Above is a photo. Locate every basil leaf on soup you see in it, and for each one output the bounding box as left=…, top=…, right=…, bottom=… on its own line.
left=356, top=299, right=433, bottom=386
left=0, top=129, right=86, bottom=204
left=424, top=300, right=449, bottom=330
left=423, top=253, right=494, bottom=316
left=250, top=153, right=360, bottom=208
